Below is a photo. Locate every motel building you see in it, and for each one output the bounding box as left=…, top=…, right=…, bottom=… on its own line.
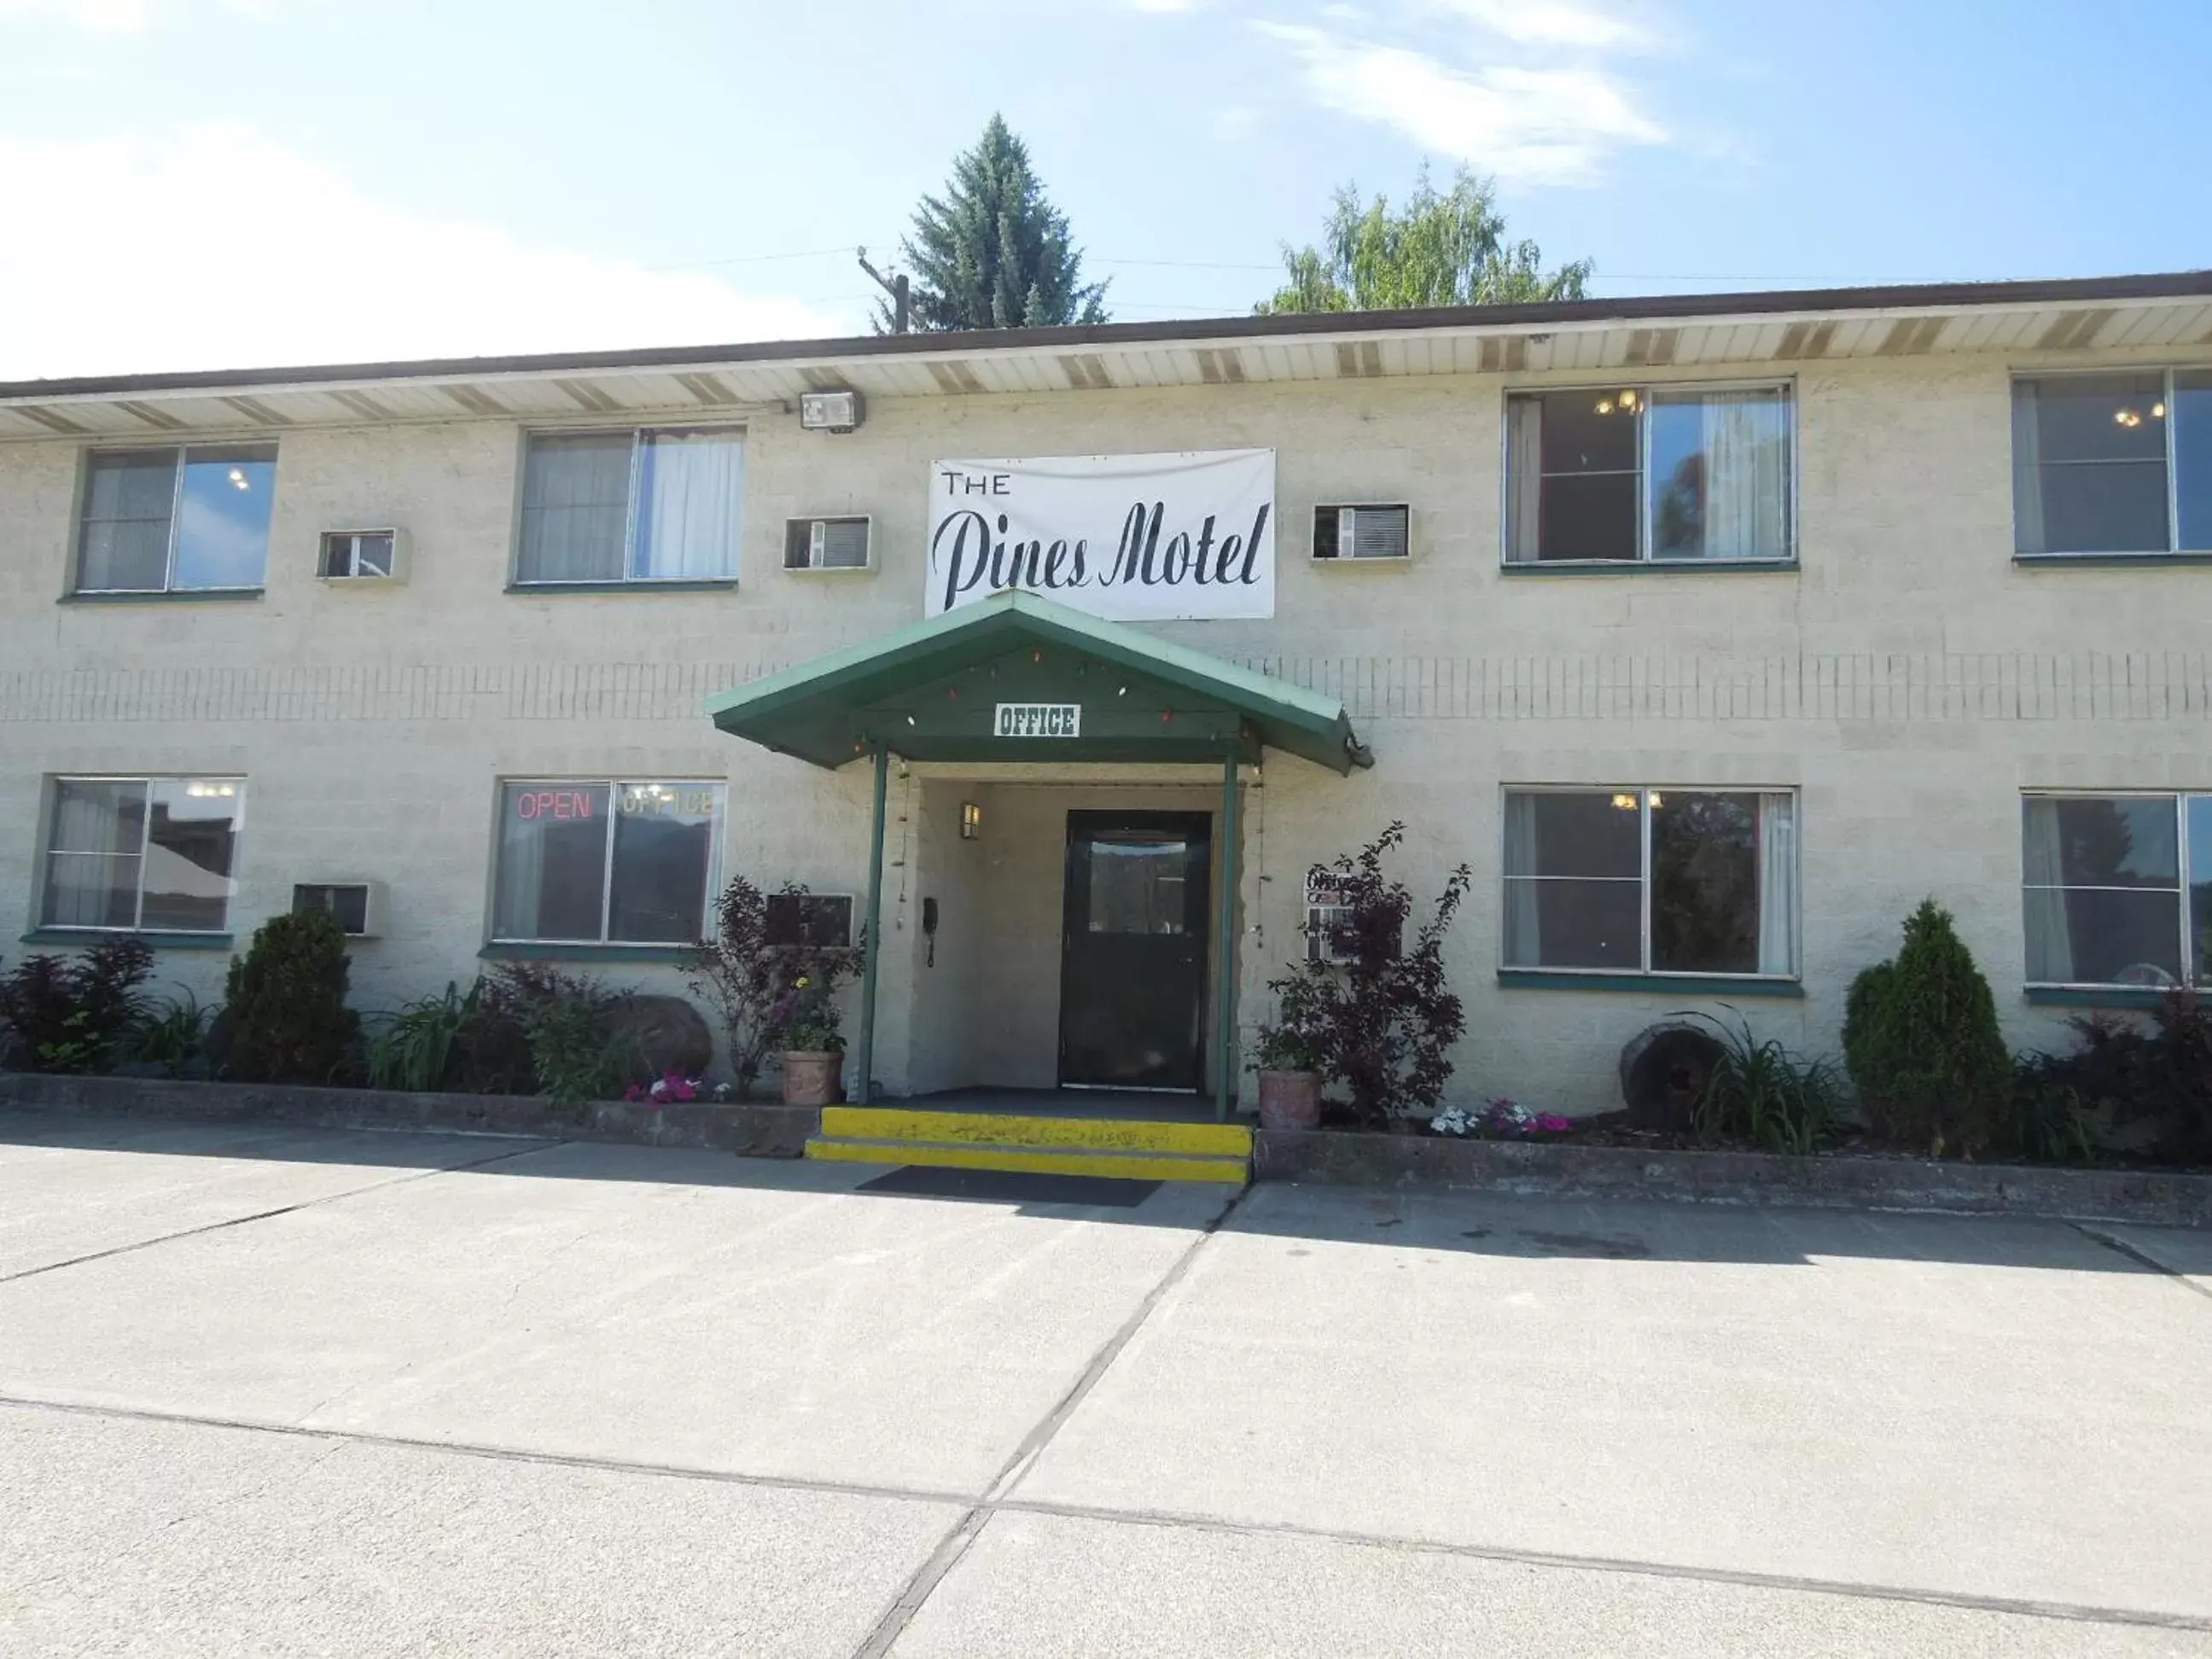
left=3, top=271, right=2211, bottom=1170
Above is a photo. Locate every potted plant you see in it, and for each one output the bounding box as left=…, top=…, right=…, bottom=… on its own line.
left=1251, top=976, right=1330, bottom=1131
left=771, top=975, right=847, bottom=1108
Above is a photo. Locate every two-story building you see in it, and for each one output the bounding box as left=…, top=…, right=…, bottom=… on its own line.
left=3, top=271, right=2208, bottom=1116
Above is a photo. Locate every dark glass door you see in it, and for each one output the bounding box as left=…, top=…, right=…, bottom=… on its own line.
left=1059, top=812, right=1212, bottom=1091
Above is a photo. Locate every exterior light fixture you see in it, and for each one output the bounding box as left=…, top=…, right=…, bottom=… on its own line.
left=798, top=388, right=864, bottom=433
left=960, top=801, right=982, bottom=840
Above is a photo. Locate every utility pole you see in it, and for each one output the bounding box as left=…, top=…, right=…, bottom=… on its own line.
left=857, top=247, right=911, bottom=335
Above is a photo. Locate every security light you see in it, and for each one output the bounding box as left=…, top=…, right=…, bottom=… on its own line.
left=799, top=388, right=864, bottom=433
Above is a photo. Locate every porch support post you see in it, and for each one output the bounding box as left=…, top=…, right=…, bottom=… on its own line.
left=853, top=742, right=890, bottom=1106
left=1214, top=749, right=1241, bottom=1121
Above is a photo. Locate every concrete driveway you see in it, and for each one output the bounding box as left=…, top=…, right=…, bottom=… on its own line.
left=0, top=1112, right=2207, bottom=1656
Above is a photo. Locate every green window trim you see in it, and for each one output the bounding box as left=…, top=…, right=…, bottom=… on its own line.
left=479, top=941, right=696, bottom=964
left=59, top=588, right=265, bottom=605
left=504, top=579, right=740, bottom=596
left=2023, top=985, right=2175, bottom=1010
left=1498, top=969, right=1805, bottom=998
left=1499, top=559, right=1799, bottom=578
left=2013, top=553, right=2212, bottom=569
left=20, top=928, right=233, bottom=952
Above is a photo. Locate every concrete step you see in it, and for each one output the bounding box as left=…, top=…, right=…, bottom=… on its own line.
left=805, top=1132, right=1249, bottom=1185
left=819, top=1105, right=1251, bottom=1159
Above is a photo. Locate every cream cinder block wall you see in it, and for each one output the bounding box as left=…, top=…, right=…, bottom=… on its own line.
left=3, top=345, right=2208, bottom=1112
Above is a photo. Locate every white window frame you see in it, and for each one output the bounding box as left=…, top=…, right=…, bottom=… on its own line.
left=40, top=774, right=247, bottom=934
left=73, top=443, right=278, bottom=596
left=1499, top=380, right=1798, bottom=568
left=2011, top=368, right=2201, bottom=557
left=489, top=777, right=728, bottom=946
left=2021, top=789, right=2208, bottom=990
left=1499, top=784, right=1800, bottom=980
left=512, top=424, right=744, bottom=587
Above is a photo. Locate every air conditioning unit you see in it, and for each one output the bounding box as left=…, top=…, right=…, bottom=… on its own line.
left=784, top=516, right=873, bottom=572
left=318, top=527, right=410, bottom=583
left=1304, top=869, right=1352, bottom=964
left=292, top=881, right=383, bottom=939
left=1313, top=504, right=1411, bottom=562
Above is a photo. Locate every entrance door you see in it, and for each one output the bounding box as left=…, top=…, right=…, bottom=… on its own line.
left=1059, top=812, right=1212, bottom=1091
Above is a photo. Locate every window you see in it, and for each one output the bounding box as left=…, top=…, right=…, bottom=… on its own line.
left=2023, top=794, right=2212, bottom=987
left=492, top=780, right=725, bottom=944
left=2013, top=371, right=2212, bottom=556
left=75, top=445, right=277, bottom=593
left=765, top=893, right=854, bottom=949
left=1503, top=788, right=1798, bottom=976
left=515, top=427, right=743, bottom=584
left=41, top=777, right=245, bottom=933
left=1505, top=386, right=1793, bottom=564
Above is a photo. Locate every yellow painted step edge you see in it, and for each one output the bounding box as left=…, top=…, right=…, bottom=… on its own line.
left=806, top=1137, right=1248, bottom=1185
left=820, top=1106, right=1252, bottom=1158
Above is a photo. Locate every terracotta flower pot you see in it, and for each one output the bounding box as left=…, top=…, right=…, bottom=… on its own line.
left=1256, top=1068, right=1323, bottom=1132
left=781, top=1050, right=844, bottom=1109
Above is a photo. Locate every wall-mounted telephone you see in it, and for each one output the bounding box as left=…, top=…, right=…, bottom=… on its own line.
left=923, top=896, right=939, bottom=967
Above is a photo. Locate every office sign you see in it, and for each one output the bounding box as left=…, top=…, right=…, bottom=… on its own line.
left=994, top=702, right=1082, bottom=738
left=927, top=450, right=1275, bottom=621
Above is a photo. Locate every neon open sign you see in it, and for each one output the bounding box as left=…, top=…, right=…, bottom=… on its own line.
left=994, top=702, right=1082, bottom=738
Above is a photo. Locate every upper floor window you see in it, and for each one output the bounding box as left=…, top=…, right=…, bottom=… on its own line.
left=2023, top=793, right=2211, bottom=988
left=515, top=427, right=743, bottom=585
left=75, top=445, right=277, bottom=594
left=492, top=780, right=727, bottom=944
left=1505, top=385, right=1793, bottom=565
left=41, top=777, right=245, bottom=934
left=1503, top=787, right=1798, bottom=977
left=2012, top=371, right=2212, bottom=556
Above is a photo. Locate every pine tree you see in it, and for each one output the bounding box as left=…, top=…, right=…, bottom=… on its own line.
left=1255, top=166, right=1592, bottom=316
left=1842, top=899, right=2012, bottom=1156
left=886, top=115, right=1108, bottom=333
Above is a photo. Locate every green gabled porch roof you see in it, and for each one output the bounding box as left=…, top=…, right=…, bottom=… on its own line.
left=704, top=590, right=1371, bottom=774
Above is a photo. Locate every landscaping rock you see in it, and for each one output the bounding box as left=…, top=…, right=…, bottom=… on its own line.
left=610, top=994, right=714, bottom=1080
left=1618, top=1022, right=1725, bottom=1130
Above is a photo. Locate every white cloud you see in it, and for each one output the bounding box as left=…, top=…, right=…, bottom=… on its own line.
left=1260, top=23, right=1666, bottom=187
left=0, top=125, right=852, bottom=379
left=1429, top=0, right=1654, bottom=50
left=0, top=0, right=161, bottom=32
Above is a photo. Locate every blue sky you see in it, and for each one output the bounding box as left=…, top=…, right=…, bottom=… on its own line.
left=0, top=0, right=2205, bottom=376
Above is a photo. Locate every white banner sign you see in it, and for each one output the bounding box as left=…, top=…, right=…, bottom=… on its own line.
left=926, top=450, right=1275, bottom=621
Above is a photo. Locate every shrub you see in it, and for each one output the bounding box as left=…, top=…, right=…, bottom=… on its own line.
left=0, top=940, right=155, bottom=1074
left=685, top=876, right=861, bottom=1097
left=1685, top=1008, right=1841, bottom=1155
left=481, top=963, right=633, bottom=1108
left=133, top=990, right=218, bottom=1080
left=768, top=973, right=847, bottom=1054
left=1251, top=973, right=1330, bottom=1074
left=367, top=981, right=482, bottom=1092
left=1842, top=899, right=2011, bottom=1156
left=2013, top=990, right=2212, bottom=1166
left=224, top=910, right=360, bottom=1085
left=1266, top=823, right=1472, bottom=1128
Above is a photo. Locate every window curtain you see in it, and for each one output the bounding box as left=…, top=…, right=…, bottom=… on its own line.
left=78, top=451, right=178, bottom=591
left=1701, top=393, right=1789, bottom=560
left=2011, top=381, right=2046, bottom=554
left=492, top=788, right=551, bottom=940
left=43, top=780, right=144, bottom=928
left=518, top=435, right=632, bottom=582
left=1755, top=792, right=1797, bottom=975
left=1502, top=793, right=1543, bottom=965
left=2022, top=796, right=2075, bottom=981
left=1505, top=398, right=1544, bottom=564
left=635, top=430, right=743, bottom=579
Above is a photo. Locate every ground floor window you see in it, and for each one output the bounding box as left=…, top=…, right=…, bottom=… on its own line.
left=2023, top=793, right=2212, bottom=988
left=492, top=780, right=725, bottom=945
left=41, top=777, right=245, bottom=933
left=1502, top=787, right=1797, bottom=976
